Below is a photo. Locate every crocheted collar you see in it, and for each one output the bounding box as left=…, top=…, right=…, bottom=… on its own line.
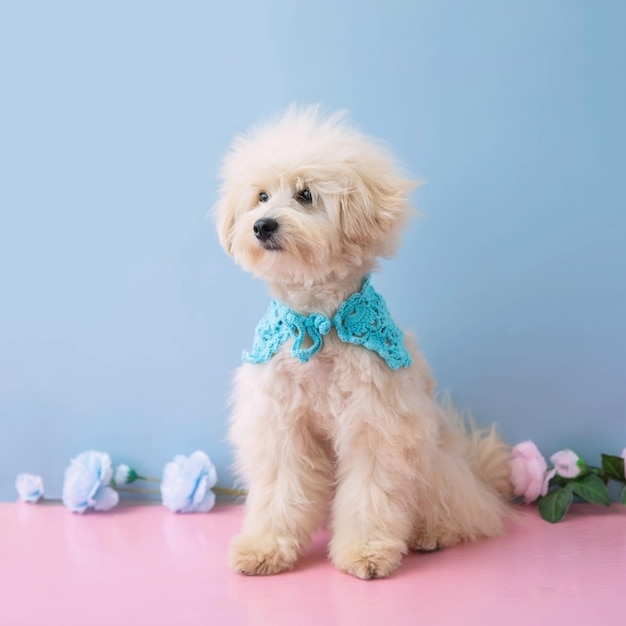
left=242, top=277, right=412, bottom=371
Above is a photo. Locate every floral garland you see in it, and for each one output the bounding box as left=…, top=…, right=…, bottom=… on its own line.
left=15, top=450, right=245, bottom=513
left=16, top=445, right=626, bottom=523
left=509, top=442, right=626, bottom=522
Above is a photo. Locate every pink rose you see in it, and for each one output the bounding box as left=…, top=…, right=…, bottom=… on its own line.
left=550, top=449, right=585, bottom=478
left=509, top=441, right=552, bottom=503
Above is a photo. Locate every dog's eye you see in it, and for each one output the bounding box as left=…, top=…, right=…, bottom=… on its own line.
left=259, top=191, right=269, bottom=203
left=296, top=188, right=312, bottom=204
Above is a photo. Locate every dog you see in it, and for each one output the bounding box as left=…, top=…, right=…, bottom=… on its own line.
left=215, top=106, right=512, bottom=579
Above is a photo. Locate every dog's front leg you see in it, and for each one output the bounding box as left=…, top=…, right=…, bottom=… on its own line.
left=329, top=396, right=424, bottom=579
left=228, top=364, right=333, bottom=575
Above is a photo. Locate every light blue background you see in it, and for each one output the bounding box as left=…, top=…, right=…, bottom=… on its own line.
left=1, top=1, right=624, bottom=501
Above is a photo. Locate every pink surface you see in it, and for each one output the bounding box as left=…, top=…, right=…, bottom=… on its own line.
left=1, top=502, right=624, bottom=626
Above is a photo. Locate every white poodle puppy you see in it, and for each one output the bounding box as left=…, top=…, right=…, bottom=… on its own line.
left=215, top=106, right=512, bottom=579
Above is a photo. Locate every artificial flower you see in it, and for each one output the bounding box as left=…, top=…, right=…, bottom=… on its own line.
left=62, top=450, right=119, bottom=513
left=161, top=450, right=217, bottom=513
left=550, top=449, right=586, bottom=478
left=112, top=464, right=138, bottom=486
left=15, top=473, right=44, bottom=503
left=543, top=467, right=557, bottom=492
left=509, top=440, right=551, bottom=503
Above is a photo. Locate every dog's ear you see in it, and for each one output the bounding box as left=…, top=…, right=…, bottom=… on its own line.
left=214, top=184, right=258, bottom=256
left=214, top=189, right=237, bottom=256
left=338, top=167, right=417, bottom=252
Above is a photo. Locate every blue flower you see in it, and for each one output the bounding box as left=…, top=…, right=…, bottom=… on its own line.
left=161, top=451, right=217, bottom=513
left=62, top=450, right=119, bottom=513
left=15, top=473, right=44, bottom=503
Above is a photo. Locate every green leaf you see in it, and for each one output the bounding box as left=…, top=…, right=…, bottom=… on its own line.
left=601, top=454, right=625, bottom=482
left=622, top=486, right=626, bottom=506
left=538, top=487, right=574, bottom=523
left=570, top=473, right=611, bottom=506
left=549, top=473, right=568, bottom=488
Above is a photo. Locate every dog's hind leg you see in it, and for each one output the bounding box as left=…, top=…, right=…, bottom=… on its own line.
left=409, top=418, right=509, bottom=552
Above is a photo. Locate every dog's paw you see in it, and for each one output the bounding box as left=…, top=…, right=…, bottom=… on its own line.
left=410, top=528, right=462, bottom=552
left=229, top=532, right=299, bottom=576
left=331, top=540, right=405, bottom=580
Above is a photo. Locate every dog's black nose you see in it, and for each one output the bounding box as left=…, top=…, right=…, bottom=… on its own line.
left=253, top=218, right=279, bottom=242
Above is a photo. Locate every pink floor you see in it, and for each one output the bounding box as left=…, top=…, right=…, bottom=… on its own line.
left=1, top=502, right=624, bottom=626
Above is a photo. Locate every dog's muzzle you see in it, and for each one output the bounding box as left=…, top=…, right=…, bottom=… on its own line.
left=253, top=218, right=281, bottom=250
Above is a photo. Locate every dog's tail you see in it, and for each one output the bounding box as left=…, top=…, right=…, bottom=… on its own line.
left=439, top=394, right=513, bottom=500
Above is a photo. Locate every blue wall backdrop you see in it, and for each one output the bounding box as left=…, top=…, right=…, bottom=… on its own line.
left=1, top=1, right=625, bottom=500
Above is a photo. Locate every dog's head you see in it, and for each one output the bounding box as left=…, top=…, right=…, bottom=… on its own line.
left=215, top=106, right=416, bottom=285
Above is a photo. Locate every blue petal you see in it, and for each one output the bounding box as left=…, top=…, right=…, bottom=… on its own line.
left=92, top=486, right=119, bottom=511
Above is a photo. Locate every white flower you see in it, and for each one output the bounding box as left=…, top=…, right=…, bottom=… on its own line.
left=161, top=451, right=217, bottom=513
left=550, top=449, right=586, bottom=478
left=15, top=474, right=44, bottom=503
left=62, top=450, right=119, bottom=513
left=112, top=464, right=137, bottom=486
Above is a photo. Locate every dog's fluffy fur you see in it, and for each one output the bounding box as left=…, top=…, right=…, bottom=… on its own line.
left=215, top=106, right=512, bottom=579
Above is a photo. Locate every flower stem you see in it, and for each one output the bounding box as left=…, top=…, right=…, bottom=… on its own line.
left=212, top=486, right=247, bottom=497
left=135, top=476, right=161, bottom=483
left=115, top=486, right=247, bottom=498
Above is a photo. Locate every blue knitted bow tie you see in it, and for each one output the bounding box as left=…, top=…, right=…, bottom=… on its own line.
left=242, top=277, right=412, bottom=371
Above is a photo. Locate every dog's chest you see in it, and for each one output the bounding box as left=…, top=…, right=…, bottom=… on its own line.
left=291, top=354, right=333, bottom=403
left=270, top=339, right=338, bottom=431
